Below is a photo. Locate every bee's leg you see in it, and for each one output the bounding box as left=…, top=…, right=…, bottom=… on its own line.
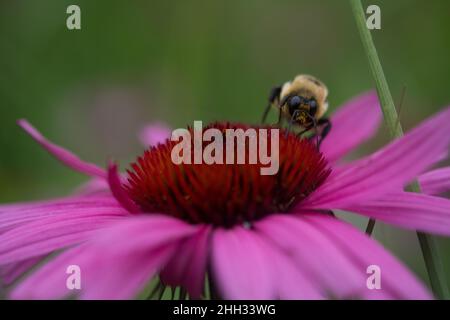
left=317, top=118, right=332, bottom=147
left=262, top=85, right=282, bottom=124
left=296, top=125, right=313, bottom=138
left=261, top=102, right=272, bottom=124
left=302, top=113, right=320, bottom=149
left=305, top=119, right=320, bottom=150
left=276, top=106, right=283, bottom=126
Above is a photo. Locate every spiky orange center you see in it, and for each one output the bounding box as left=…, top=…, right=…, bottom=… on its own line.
left=125, top=122, right=330, bottom=227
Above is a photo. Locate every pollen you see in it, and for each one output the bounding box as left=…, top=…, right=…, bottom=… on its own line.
left=124, top=122, right=330, bottom=228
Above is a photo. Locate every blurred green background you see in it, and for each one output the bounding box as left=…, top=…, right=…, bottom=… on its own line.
left=1, top=0, right=450, bottom=291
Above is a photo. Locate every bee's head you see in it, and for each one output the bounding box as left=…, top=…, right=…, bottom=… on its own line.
left=285, top=95, right=318, bottom=124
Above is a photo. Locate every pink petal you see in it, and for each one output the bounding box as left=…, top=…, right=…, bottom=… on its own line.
left=0, top=195, right=119, bottom=232
left=11, top=244, right=173, bottom=300
left=81, top=245, right=176, bottom=300
left=12, top=215, right=198, bottom=299
left=211, top=227, right=273, bottom=299
left=17, top=119, right=106, bottom=178
left=85, top=215, right=199, bottom=257
left=261, top=236, right=324, bottom=299
left=419, top=167, right=450, bottom=196
left=74, top=178, right=110, bottom=195
left=139, top=123, right=171, bottom=147
left=1, top=256, right=43, bottom=286
left=160, top=225, right=211, bottom=299
left=11, top=247, right=85, bottom=299
left=303, top=214, right=432, bottom=299
left=211, top=227, right=323, bottom=299
left=256, top=214, right=367, bottom=298
left=345, top=191, right=450, bottom=236
left=0, top=205, right=128, bottom=264
left=304, top=106, right=450, bottom=209
left=321, top=91, right=382, bottom=163
left=107, top=162, right=140, bottom=213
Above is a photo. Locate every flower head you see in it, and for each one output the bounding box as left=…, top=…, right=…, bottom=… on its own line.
left=1, top=91, right=450, bottom=300
left=126, top=122, right=330, bottom=227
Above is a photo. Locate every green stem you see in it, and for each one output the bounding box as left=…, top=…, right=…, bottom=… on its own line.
left=365, top=218, right=376, bottom=235
left=350, top=0, right=449, bottom=299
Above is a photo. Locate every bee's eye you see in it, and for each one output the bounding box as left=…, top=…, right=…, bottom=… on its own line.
left=289, top=96, right=302, bottom=108
left=309, top=100, right=317, bottom=108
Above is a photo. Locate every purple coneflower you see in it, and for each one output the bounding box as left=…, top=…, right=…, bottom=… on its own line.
left=1, top=91, right=450, bottom=299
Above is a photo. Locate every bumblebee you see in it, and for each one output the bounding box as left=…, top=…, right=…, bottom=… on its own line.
left=262, top=74, right=332, bottom=147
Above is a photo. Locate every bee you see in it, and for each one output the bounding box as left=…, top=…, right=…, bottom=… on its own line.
left=262, top=74, right=332, bottom=147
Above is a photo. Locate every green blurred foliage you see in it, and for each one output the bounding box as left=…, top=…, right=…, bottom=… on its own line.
left=1, top=0, right=450, bottom=289
left=1, top=0, right=450, bottom=200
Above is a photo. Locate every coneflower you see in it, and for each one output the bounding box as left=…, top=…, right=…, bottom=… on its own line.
left=1, top=91, right=450, bottom=299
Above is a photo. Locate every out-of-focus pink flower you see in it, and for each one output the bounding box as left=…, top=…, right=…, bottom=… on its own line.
left=139, top=122, right=173, bottom=148
left=1, top=91, right=450, bottom=300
